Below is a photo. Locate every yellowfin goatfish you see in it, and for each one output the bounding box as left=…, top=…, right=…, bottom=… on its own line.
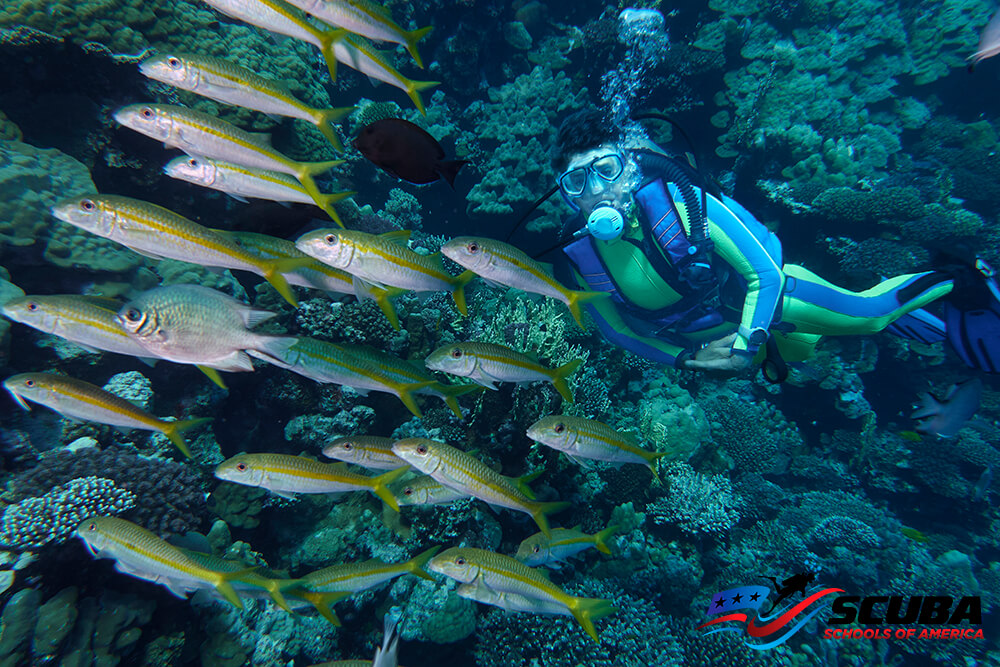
left=428, top=547, right=616, bottom=642
left=116, top=284, right=296, bottom=387
left=441, top=236, right=607, bottom=328
left=1, top=295, right=155, bottom=361
left=200, top=0, right=347, bottom=82
left=112, top=104, right=345, bottom=225
left=282, top=0, right=433, bottom=69
left=296, top=229, right=475, bottom=316
left=219, top=230, right=404, bottom=330
left=214, top=452, right=407, bottom=510
left=248, top=335, right=467, bottom=417
left=391, top=438, right=568, bottom=537
left=333, top=34, right=437, bottom=115
left=323, top=435, right=406, bottom=470
left=393, top=476, right=468, bottom=506
left=515, top=525, right=620, bottom=568
left=50, top=194, right=307, bottom=307
left=425, top=342, right=583, bottom=403
left=3, top=372, right=209, bottom=458
left=139, top=53, right=353, bottom=151
left=457, top=580, right=579, bottom=618
left=76, top=516, right=254, bottom=608
left=165, top=156, right=355, bottom=212
left=298, top=546, right=440, bottom=593
left=526, top=415, right=671, bottom=479
left=180, top=548, right=304, bottom=612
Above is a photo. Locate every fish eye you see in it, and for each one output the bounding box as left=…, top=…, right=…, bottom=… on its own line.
left=188, top=158, right=199, bottom=167
left=27, top=302, right=38, bottom=311
left=450, top=348, right=463, bottom=359
left=467, top=242, right=479, bottom=253
left=167, top=57, right=181, bottom=69
left=324, top=233, right=337, bottom=245
left=87, top=522, right=97, bottom=531
left=456, top=557, right=466, bottom=565
left=24, top=379, right=34, bottom=388
left=80, top=199, right=96, bottom=211
left=342, top=442, right=352, bottom=450
left=140, top=107, right=154, bottom=119
left=416, top=444, right=428, bottom=455
left=554, top=423, right=565, bottom=434
left=532, top=545, right=540, bottom=553
left=403, top=487, right=413, bottom=496
left=235, top=462, right=248, bottom=472
left=124, top=308, right=142, bottom=322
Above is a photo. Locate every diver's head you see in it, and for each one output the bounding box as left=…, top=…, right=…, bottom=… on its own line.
left=553, top=110, right=639, bottom=236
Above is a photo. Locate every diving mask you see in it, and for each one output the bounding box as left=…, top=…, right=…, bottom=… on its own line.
left=558, top=152, right=625, bottom=201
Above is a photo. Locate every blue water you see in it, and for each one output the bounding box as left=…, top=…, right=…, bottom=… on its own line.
left=0, top=0, right=998, bottom=665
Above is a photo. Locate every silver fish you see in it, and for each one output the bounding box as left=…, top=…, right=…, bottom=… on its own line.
left=912, top=378, right=982, bottom=438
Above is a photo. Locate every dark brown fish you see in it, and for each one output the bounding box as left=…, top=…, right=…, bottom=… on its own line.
left=353, top=118, right=468, bottom=188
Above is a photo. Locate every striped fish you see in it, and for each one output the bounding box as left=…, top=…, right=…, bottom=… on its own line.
left=296, top=229, right=474, bottom=316
left=77, top=516, right=253, bottom=608
left=526, top=415, right=671, bottom=479
left=323, top=435, right=406, bottom=470
left=165, top=156, right=354, bottom=210
left=214, top=452, right=407, bottom=511
left=390, top=438, right=568, bottom=537
left=441, top=236, right=607, bottom=328
left=3, top=372, right=209, bottom=458
left=247, top=336, right=447, bottom=417
left=50, top=194, right=308, bottom=307
left=515, top=525, right=620, bottom=567
left=201, top=0, right=347, bottom=82
left=139, top=53, right=353, bottom=151
left=428, top=547, right=616, bottom=642
left=1, top=295, right=155, bottom=361
left=283, top=0, right=433, bottom=68
left=219, top=230, right=404, bottom=330
left=333, top=34, right=436, bottom=114
left=298, top=546, right=439, bottom=592
left=112, top=104, right=345, bottom=226
left=425, top=341, right=583, bottom=403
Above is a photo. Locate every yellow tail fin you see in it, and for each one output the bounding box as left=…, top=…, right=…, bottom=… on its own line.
left=565, top=289, right=609, bottom=329
left=450, top=270, right=477, bottom=316
left=550, top=358, right=584, bottom=403
left=313, top=106, right=354, bottom=152
left=371, top=466, right=410, bottom=512
left=568, top=597, right=617, bottom=643
left=405, top=79, right=439, bottom=115
left=159, top=416, right=211, bottom=459
left=293, top=589, right=349, bottom=625
left=214, top=566, right=260, bottom=609
left=512, top=469, right=544, bottom=499
left=529, top=500, right=571, bottom=538
left=316, top=28, right=350, bottom=82
left=260, top=578, right=303, bottom=612
left=403, top=26, right=433, bottom=68
left=260, top=256, right=313, bottom=307
left=432, top=382, right=481, bottom=418
left=195, top=365, right=227, bottom=390
left=592, top=524, right=620, bottom=556
left=641, top=450, right=673, bottom=481
left=392, top=379, right=436, bottom=418
left=406, top=545, right=441, bottom=581
left=297, top=160, right=346, bottom=227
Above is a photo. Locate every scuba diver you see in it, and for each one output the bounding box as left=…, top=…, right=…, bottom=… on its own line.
left=542, top=109, right=999, bottom=376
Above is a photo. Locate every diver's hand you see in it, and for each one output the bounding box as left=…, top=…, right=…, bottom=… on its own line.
left=683, top=334, right=752, bottom=372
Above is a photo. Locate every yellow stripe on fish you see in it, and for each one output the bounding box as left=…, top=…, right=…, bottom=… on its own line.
left=77, top=516, right=252, bottom=608
left=425, top=341, right=583, bottom=402
left=516, top=525, right=620, bottom=567
left=3, top=372, right=208, bottom=458
left=214, top=452, right=407, bottom=511
left=295, top=229, right=474, bottom=315
left=50, top=194, right=307, bottom=307
left=391, top=438, right=568, bottom=537
left=527, top=415, right=672, bottom=479
left=299, top=546, right=439, bottom=592
left=140, top=52, right=353, bottom=151
left=323, top=435, right=406, bottom=470
left=441, top=236, right=608, bottom=328
left=428, top=547, right=616, bottom=642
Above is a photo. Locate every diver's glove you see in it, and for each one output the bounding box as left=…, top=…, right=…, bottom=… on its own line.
left=682, top=333, right=753, bottom=372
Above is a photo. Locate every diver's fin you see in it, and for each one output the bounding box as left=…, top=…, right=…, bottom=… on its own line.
left=886, top=308, right=947, bottom=345
left=943, top=258, right=1000, bottom=373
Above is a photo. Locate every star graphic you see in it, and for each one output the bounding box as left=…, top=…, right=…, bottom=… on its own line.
left=714, top=597, right=726, bottom=608
left=732, top=593, right=743, bottom=604
left=750, top=592, right=760, bottom=602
